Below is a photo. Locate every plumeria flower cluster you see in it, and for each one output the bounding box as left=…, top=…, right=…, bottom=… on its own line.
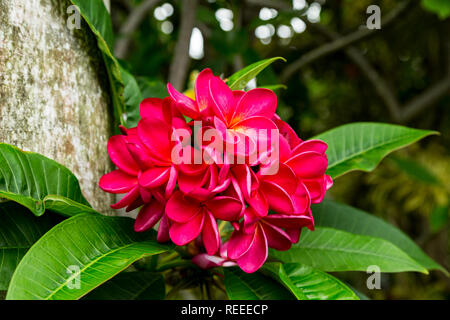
left=99, top=69, right=332, bottom=273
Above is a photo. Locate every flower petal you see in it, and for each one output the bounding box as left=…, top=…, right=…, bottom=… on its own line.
left=227, top=228, right=254, bottom=260
left=192, top=253, right=226, bottom=269
left=260, top=220, right=292, bottom=251
left=167, top=83, right=199, bottom=119
left=169, top=212, right=205, bottom=246
left=139, top=98, right=166, bottom=121
left=209, top=76, right=235, bottom=124
left=157, top=214, right=171, bottom=243
left=110, top=185, right=140, bottom=209
left=236, top=224, right=268, bottom=273
left=234, top=88, right=277, bottom=121
left=263, top=214, right=313, bottom=230
left=286, top=151, right=328, bottom=179
left=202, top=212, right=220, bottom=255
left=107, top=135, right=140, bottom=175
left=274, top=118, right=302, bottom=150
left=291, top=139, right=328, bottom=156
left=165, top=166, right=178, bottom=198
left=205, top=196, right=243, bottom=221
left=259, top=162, right=297, bottom=194
left=139, top=167, right=171, bottom=188
left=138, top=118, right=172, bottom=161
left=259, top=180, right=295, bottom=214
left=99, top=170, right=137, bottom=194
left=165, top=191, right=201, bottom=223
left=195, top=68, right=214, bottom=113
left=134, top=201, right=165, bottom=232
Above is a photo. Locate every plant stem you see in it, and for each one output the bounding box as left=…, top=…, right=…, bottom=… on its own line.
left=159, top=251, right=179, bottom=264
left=156, top=260, right=197, bottom=272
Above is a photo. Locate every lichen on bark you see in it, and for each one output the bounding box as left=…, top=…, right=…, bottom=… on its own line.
left=0, top=0, right=115, bottom=213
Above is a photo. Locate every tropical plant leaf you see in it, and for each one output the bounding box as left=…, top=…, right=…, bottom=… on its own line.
left=312, top=200, right=447, bottom=274
left=69, top=0, right=125, bottom=127
left=0, top=202, right=56, bottom=290
left=227, top=57, right=286, bottom=90
left=6, top=213, right=172, bottom=300
left=224, top=267, right=295, bottom=300
left=120, top=64, right=143, bottom=128
left=313, top=122, right=438, bottom=178
left=0, top=143, right=96, bottom=217
left=84, top=272, right=165, bottom=300
left=138, top=77, right=168, bottom=100
left=430, top=205, right=449, bottom=233
left=270, top=227, right=428, bottom=273
left=389, top=156, right=441, bottom=186
left=259, top=84, right=287, bottom=91
left=422, top=0, right=450, bottom=19
left=262, top=263, right=359, bottom=300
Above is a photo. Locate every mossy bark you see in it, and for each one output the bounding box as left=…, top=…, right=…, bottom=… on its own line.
left=0, top=0, right=114, bottom=213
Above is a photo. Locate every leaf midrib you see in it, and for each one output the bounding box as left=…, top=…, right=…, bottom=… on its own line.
left=297, top=242, right=423, bottom=270
left=44, top=242, right=136, bottom=300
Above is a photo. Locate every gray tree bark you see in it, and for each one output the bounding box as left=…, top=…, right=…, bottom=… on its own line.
left=0, top=0, right=114, bottom=213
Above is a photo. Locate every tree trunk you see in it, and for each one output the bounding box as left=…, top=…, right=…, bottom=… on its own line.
left=0, top=0, right=114, bottom=213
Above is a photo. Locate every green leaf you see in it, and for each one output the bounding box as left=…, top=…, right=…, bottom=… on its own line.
left=422, top=0, right=450, bottom=19
left=313, top=200, right=447, bottom=274
left=138, top=77, right=168, bottom=100
left=84, top=272, right=165, bottom=300
left=69, top=0, right=125, bottom=127
left=262, top=263, right=359, bottom=300
left=227, top=57, right=286, bottom=90
left=0, top=143, right=96, bottom=217
left=270, top=227, right=428, bottom=273
left=430, top=205, right=449, bottom=233
left=0, top=202, right=56, bottom=290
left=389, top=156, right=441, bottom=186
left=120, top=64, right=143, bottom=128
left=6, top=213, right=173, bottom=300
left=313, top=123, right=438, bottom=178
left=259, top=84, right=287, bottom=91
left=224, top=267, right=295, bottom=300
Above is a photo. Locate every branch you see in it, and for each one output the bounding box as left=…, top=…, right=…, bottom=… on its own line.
left=308, top=22, right=402, bottom=121
left=307, top=20, right=450, bottom=123
left=400, top=79, right=450, bottom=122
left=168, top=0, right=198, bottom=90
left=280, top=0, right=412, bottom=82
left=114, top=0, right=162, bottom=59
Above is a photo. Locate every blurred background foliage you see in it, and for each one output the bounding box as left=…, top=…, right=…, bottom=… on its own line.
left=109, top=0, right=449, bottom=299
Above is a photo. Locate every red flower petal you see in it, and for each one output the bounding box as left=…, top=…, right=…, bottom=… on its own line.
left=169, top=211, right=205, bottom=246
left=139, top=167, right=171, bottom=188
left=157, top=214, right=170, bottom=243
left=209, top=76, right=235, bottom=124
left=202, top=212, right=220, bottom=255
left=195, top=68, right=214, bottom=113
left=234, top=88, right=277, bottom=122
left=260, top=221, right=292, bottom=251
left=205, top=196, right=243, bottom=221
left=107, top=135, right=140, bottom=175
left=134, top=201, right=165, bottom=232
left=110, top=185, right=140, bottom=209
left=227, top=228, right=254, bottom=260
left=236, top=224, right=268, bottom=273
left=165, top=191, right=201, bottom=223
left=99, top=170, right=137, bottom=194
left=138, top=118, right=172, bottom=162
left=167, top=83, right=199, bottom=119
left=286, top=151, right=328, bottom=179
